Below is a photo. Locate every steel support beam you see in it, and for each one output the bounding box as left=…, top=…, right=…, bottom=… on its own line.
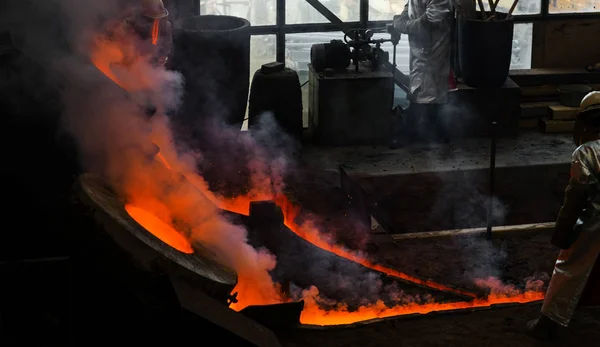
left=276, top=0, right=285, bottom=62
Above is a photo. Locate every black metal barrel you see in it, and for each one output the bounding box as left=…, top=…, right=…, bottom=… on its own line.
left=171, top=15, right=251, bottom=131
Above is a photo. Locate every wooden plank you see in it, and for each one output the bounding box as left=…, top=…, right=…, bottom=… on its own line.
left=510, top=68, right=600, bottom=86
left=520, top=101, right=559, bottom=119
left=368, top=222, right=555, bottom=243
left=520, top=84, right=600, bottom=99
left=549, top=105, right=579, bottom=120
left=540, top=118, right=575, bottom=133
left=520, top=85, right=559, bottom=98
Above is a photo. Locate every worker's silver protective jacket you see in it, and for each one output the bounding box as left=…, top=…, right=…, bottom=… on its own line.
left=394, top=0, right=453, bottom=104
left=542, top=141, right=600, bottom=326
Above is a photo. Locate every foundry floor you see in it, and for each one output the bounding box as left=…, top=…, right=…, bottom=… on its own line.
left=300, top=131, right=573, bottom=176
left=281, top=304, right=600, bottom=347
left=288, top=131, right=574, bottom=233
left=279, top=229, right=600, bottom=347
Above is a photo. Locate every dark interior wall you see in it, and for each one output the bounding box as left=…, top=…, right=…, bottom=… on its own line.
left=532, top=17, right=600, bottom=69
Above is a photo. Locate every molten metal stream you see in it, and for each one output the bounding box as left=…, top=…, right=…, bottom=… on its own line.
left=215, top=195, right=544, bottom=325
left=122, top=153, right=545, bottom=326
left=125, top=204, right=193, bottom=254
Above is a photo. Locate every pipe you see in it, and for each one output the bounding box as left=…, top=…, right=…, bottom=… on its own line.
left=486, top=121, right=497, bottom=240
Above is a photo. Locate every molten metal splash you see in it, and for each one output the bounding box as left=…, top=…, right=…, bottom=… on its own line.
left=125, top=204, right=194, bottom=254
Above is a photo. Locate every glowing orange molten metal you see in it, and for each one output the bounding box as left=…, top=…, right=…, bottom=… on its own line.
left=299, top=291, right=544, bottom=326
left=125, top=204, right=194, bottom=254
left=214, top=195, right=544, bottom=325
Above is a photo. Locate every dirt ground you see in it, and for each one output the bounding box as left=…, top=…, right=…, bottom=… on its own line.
left=370, top=232, right=559, bottom=295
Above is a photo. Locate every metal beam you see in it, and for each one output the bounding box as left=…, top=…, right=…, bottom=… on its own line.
left=359, top=0, right=369, bottom=26
left=276, top=0, right=285, bottom=62
left=303, top=0, right=353, bottom=34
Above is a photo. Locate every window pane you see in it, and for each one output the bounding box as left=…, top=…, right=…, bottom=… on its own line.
left=250, top=35, right=277, bottom=77
left=286, top=0, right=360, bottom=24
left=369, top=0, right=405, bottom=21
left=549, top=0, right=598, bottom=13
left=244, top=35, right=277, bottom=129
left=511, top=23, right=533, bottom=70
left=199, top=0, right=276, bottom=26
left=482, top=0, right=541, bottom=15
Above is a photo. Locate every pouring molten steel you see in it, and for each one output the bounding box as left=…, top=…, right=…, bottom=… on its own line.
left=87, top=15, right=545, bottom=326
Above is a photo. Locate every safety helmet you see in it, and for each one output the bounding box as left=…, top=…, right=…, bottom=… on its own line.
left=573, top=91, right=600, bottom=146
left=140, top=0, right=169, bottom=19
left=579, top=91, right=600, bottom=114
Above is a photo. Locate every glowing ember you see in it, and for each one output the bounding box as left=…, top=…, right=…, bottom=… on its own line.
left=125, top=204, right=194, bottom=254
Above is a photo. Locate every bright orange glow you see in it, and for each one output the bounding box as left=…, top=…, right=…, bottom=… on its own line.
left=299, top=290, right=544, bottom=326
left=151, top=19, right=159, bottom=46
left=125, top=203, right=194, bottom=254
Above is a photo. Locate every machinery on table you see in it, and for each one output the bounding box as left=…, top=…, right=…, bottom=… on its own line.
left=310, top=26, right=400, bottom=75
left=308, top=26, right=401, bottom=146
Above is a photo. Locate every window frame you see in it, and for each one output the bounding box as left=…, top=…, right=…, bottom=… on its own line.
left=194, top=0, right=600, bottom=65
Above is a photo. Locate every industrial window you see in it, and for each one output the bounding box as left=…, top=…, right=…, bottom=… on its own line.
left=482, top=0, right=542, bottom=13
left=512, top=23, right=533, bottom=70
left=250, top=35, right=277, bottom=81
left=286, top=0, right=360, bottom=24
left=549, top=0, right=599, bottom=13
left=199, top=0, right=276, bottom=25
left=197, top=0, right=598, bottom=79
left=368, top=0, right=405, bottom=21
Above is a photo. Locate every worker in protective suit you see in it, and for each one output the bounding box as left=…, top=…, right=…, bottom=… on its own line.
left=392, top=0, right=453, bottom=144
left=527, top=91, right=600, bottom=341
